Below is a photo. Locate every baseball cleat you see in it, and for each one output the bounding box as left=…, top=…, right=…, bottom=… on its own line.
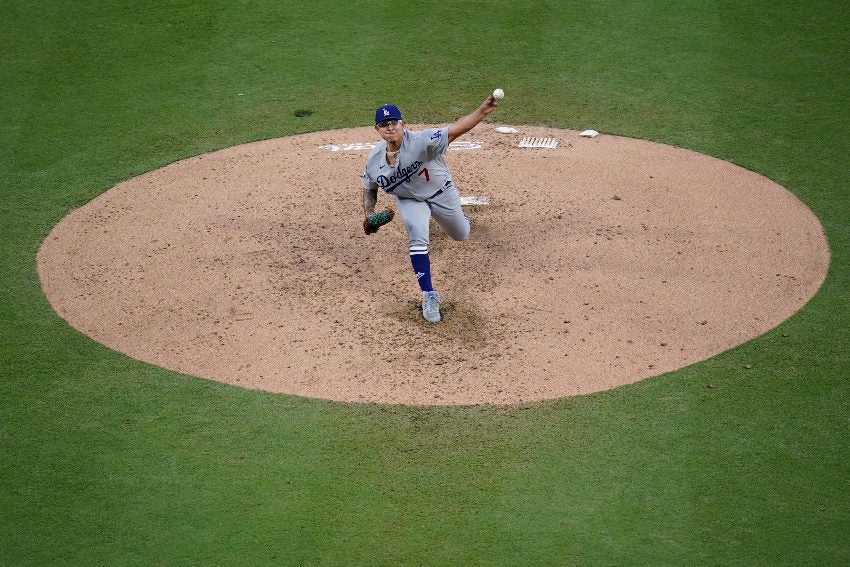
left=422, top=291, right=441, bottom=323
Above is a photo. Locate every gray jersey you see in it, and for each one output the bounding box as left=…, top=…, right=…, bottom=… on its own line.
left=361, top=127, right=453, bottom=200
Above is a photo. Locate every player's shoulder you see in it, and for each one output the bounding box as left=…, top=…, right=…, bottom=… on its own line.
left=408, top=127, right=447, bottom=147
left=365, top=139, right=387, bottom=162
left=408, top=126, right=445, bottom=137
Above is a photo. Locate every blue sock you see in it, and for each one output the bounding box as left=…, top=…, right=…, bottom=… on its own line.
left=409, top=249, right=433, bottom=292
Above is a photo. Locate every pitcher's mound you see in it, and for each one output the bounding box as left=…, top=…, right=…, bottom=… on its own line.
left=37, top=126, right=829, bottom=405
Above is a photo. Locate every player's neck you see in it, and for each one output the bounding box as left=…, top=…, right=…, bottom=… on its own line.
left=386, top=140, right=400, bottom=164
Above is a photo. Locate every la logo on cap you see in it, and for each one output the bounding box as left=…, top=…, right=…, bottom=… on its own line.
left=375, top=103, right=402, bottom=124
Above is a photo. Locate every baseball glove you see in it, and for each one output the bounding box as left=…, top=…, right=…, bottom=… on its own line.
left=363, top=207, right=394, bottom=235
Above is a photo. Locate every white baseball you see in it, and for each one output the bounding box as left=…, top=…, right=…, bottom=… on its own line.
left=492, top=88, right=504, bottom=100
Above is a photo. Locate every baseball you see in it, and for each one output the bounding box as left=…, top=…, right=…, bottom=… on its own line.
left=492, top=88, right=504, bottom=100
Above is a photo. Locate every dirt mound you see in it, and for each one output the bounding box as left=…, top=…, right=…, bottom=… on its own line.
left=37, top=126, right=829, bottom=405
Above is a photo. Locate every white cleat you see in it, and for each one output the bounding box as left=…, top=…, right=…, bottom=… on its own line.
left=422, top=291, right=441, bottom=323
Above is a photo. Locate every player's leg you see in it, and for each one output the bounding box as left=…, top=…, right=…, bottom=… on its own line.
left=429, top=185, right=471, bottom=241
left=394, top=196, right=440, bottom=322
left=395, top=197, right=432, bottom=291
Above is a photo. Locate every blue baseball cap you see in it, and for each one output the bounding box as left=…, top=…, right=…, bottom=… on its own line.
left=375, top=103, right=403, bottom=124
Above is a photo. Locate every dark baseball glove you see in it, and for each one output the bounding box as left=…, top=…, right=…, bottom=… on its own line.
left=363, top=207, right=394, bottom=235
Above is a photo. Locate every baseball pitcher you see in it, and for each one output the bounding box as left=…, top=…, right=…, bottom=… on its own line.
left=361, top=94, right=499, bottom=323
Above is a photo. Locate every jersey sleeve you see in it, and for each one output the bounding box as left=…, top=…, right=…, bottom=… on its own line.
left=361, top=168, right=378, bottom=190
left=361, top=150, right=380, bottom=190
left=422, top=127, right=450, bottom=160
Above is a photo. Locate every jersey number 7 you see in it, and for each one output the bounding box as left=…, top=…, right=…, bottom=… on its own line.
left=418, top=168, right=430, bottom=183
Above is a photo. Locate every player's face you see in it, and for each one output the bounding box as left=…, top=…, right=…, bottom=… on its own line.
left=375, top=119, right=404, bottom=144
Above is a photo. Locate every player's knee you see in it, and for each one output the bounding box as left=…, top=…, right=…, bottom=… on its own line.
left=453, top=218, right=472, bottom=241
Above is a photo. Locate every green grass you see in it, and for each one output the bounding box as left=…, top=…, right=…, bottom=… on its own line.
left=2, top=0, right=849, bottom=565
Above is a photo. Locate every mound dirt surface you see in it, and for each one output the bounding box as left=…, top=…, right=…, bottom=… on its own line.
left=38, top=126, right=829, bottom=405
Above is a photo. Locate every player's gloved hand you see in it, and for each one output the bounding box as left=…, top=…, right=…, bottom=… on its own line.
left=363, top=207, right=394, bottom=235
